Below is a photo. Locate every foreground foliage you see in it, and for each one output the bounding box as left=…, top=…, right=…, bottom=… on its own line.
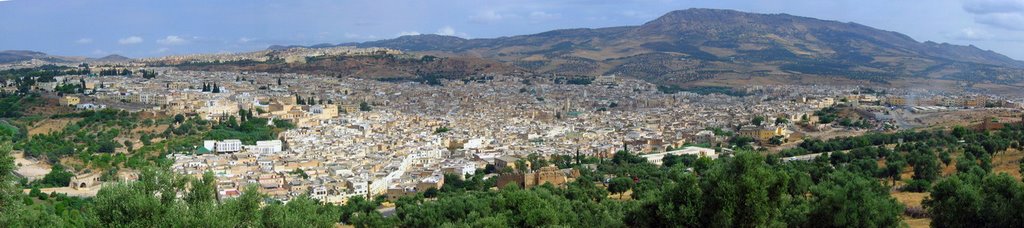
left=2, top=122, right=1024, bottom=227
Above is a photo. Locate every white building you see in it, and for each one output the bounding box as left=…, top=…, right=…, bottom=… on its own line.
left=640, top=146, right=717, bottom=166
left=347, top=179, right=368, bottom=197
left=204, top=139, right=242, bottom=153
left=250, top=140, right=283, bottom=154
left=75, top=103, right=107, bottom=110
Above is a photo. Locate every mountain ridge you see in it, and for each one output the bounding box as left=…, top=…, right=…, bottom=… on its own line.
left=0, top=50, right=132, bottom=64
left=299, top=8, right=1024, bottom=88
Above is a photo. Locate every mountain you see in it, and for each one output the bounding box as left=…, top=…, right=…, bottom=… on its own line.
left=0, top=50, right=90, bottom=64
left=95, top=54, right=132, bottom=62
left=176, top=54, right=521, bottom=84
left=327, top=8, right=1024, bottom=91
left=0, top=50, right=130, bottom=64
left=0, top=50, right=49, bottom=63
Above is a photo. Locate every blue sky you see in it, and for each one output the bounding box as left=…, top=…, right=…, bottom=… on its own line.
left=2, top=0, right=1024, bottom=59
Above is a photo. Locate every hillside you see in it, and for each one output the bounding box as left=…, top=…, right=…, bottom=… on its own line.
left=175, top=54, right=522, bottom=84
left=94, top=54, right=132, bottom=62
left=0, top=50, right=129, bottom=64
left=0, top=50, right=90, bottom=64
left=334, top=8, right=1024, bottom=92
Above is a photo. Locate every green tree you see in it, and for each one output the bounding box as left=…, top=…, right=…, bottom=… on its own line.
left=338, top=196, right=381, bottom=224
left=290, top=168, right=309, bottom=179
left=806, top=171, right=903, bottom=227
left=952, top=126, right=971, bottom=139
left=93, top=181, right=167, bottom=227
left=260, top=195, right=338, bottom=228
left=924, top=174, right=983, bottom=227
left=752, top=116, right=765, bottom=125
left=173, top=114, right=185, bottom=124
left=423, top=188, right=439, bottom=198
left=882, top=159, right=905, bottom=186
left=359, top=101, right=372, bottom=111
left=1019, top=159, right=1024, bottom=177
left=124, top=140, right=134, bottom=152
left=607, top=177, right=633, bottom=199
left=218, top=185, right=264, bottom=227
left=39, top=163, right=74, bottom=187
left=911, top=150, right=940, bottom=182
left=775, top=117, right=789, bottom=125
left=699, top=151, right=789, bottom=227
left=730, top=136, right=755, bottom=147
left=0, top=143, right=26, bottom=225
left=977, top=173, right=1024, bottom=227
left=184, top=171, right=216, bottom=205
left=939, top=150, right=952, bottom=166
left=626, top=170, right=703, bottom=227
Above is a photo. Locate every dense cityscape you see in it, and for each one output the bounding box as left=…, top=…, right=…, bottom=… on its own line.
left=4, top=1, right=1024, bottom=227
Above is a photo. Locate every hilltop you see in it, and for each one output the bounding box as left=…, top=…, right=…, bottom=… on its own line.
left=326, top=8, right=1024, bottom=93
left=0, top=50, right=130, bottom=64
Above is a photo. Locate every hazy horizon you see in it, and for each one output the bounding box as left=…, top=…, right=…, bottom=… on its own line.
left=2, top=0, right=1024, bottom=60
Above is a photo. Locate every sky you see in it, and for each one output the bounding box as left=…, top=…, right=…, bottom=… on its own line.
left=2, top=0, right=1024, bottom=59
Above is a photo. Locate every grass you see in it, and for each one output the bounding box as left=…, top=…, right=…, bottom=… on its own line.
left=991, top=148, right=1023, bottom=180
left=903, top=217, right=931, bottom=228
left=28, top=118, right=79, bottom=136
left=888, top=148, right=1023, bottom=228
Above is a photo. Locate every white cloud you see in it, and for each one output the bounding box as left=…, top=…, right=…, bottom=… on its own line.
left=528, top=11, right=561, bottom=20
left=963, top=0, right=1024, bottom=31
left=949, top=27, right=996, bottom=40
left=155, top=47, right=169, bottom=53
left=975, top=13, right=1024, bottom=30
left=238, top=37, right=252, bottom=43
left=118, top=36, right=143, bottom=45
left=436, top=26, right=469, bottom=37
left=75, top=38, right=93, bottom=44
left=437, top=26, right=456, bottom=36
left=529, top=11, right=561, bottom=22
left=963, top=0, right=1024, bottom=14
left=341, top=33, right=380, bottom=40
left=156, top=35, right=187, bottom=45
left=470, top=10, right=508, bottom=23
left=398, top=31, right=421, bottom=36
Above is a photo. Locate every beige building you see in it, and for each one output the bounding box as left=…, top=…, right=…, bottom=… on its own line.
left=70, top=173, right=101, bottom=190
left=60, top=96, right=81, bottom=106
left=738, top=125, right=787, bottom=142
left=496, top=166, right=578, bottom=189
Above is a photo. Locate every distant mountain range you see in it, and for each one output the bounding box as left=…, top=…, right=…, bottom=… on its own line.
left=6, top=8, right=1024, bottom=93
left=0, top=50, right=131, bottom=64
left=315, top=8, right=1024, bottom=90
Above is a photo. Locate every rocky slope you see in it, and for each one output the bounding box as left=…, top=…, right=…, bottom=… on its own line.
left=335, top=8, right=1024, bottom=89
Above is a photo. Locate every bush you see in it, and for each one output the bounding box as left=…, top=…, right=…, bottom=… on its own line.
left=903, top=179, right=931, bottom=192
